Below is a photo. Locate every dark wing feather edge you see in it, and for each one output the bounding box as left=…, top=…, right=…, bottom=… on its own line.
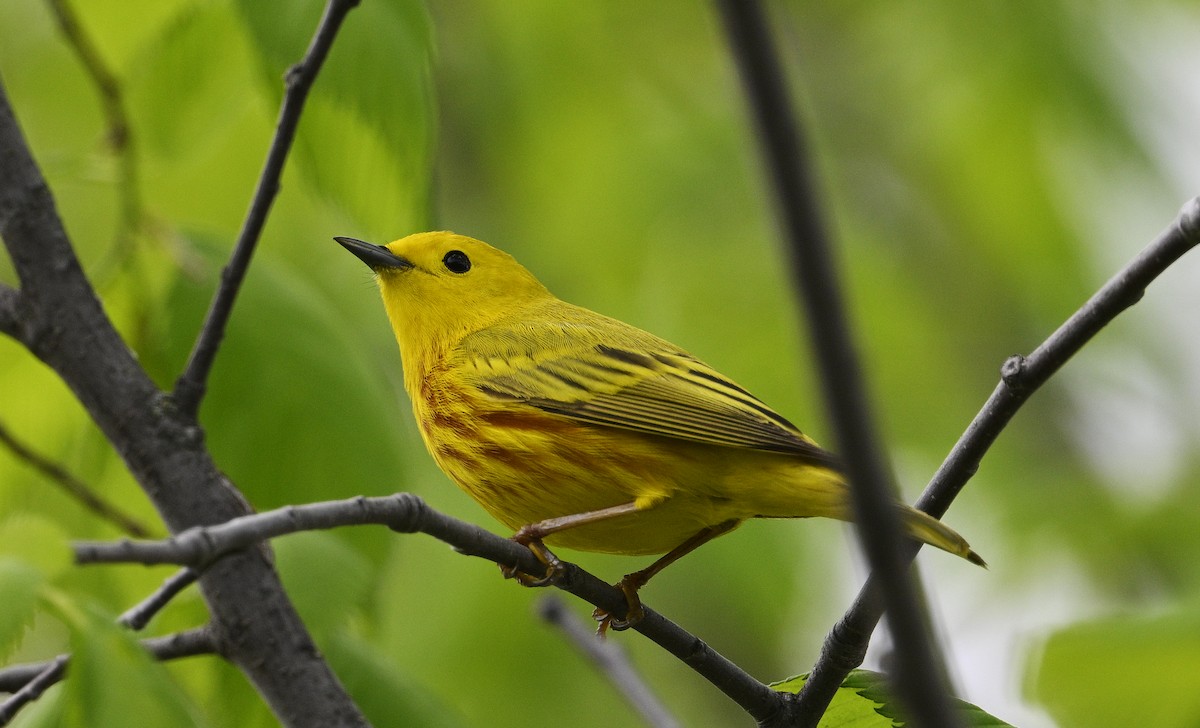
left=470, top=338, right=842, bottom=471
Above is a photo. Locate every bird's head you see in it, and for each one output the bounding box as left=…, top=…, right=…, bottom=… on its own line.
left=336, top=232, right=551, bottom=357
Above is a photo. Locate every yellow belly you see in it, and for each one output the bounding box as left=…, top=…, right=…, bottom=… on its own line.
left=425, top=407, right=717, bottom=554
left=412, top=379, right=846, bottom=555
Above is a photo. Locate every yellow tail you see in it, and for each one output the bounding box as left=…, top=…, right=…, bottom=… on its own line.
left=900, top=505, right=987, bottom=567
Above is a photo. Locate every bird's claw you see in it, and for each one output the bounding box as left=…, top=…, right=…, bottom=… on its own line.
left=501, top=559, right=566, bottom=587
left=500, top=535, right=566, bottom=587
left=591, top=607, right=642, bottom=637
left=591, top=575, right=646, bottom=637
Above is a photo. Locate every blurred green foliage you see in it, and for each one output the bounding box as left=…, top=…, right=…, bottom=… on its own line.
left=1030, top=603, right=1200, bottom=728
left=1, top=1, right=1199, bottom=726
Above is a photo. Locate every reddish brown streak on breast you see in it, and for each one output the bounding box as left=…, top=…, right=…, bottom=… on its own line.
left=475, top=444, right=535, bottom=469
left=423, top=409, right=473, bottom=438
left=434, top=442, right=478, bottom=466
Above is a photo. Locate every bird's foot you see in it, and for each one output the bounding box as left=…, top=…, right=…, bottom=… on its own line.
left=500, top=530, right=566, bottom=587
left=591, top=573, right=647, bottom=637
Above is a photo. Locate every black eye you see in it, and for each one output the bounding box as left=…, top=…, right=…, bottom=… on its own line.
left=442, top=250, right=471, bottom=273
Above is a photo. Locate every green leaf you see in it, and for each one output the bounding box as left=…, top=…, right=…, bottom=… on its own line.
left=773, top=670, right=1013, bottom=727
left=0, top=515, right=73, bottom=580
left=1030, top=606, right=1200, bottom=728
left=48, top=597, right=205, bottom=728
left=72, top=0, right=196, bottom=71
left=126, top=2, right=254, bottom=162
left=0, top=516, right=70, bottom=661
left=232, top=0, right=435, bottom=234
left=0, top=559, right=43, bottom=661
left=274, top=531, right=371, bottom=639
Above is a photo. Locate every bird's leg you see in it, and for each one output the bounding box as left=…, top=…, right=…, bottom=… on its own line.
left=593, top=519, right=739, bottom=636
left=500, top=501, right=645, bottom=587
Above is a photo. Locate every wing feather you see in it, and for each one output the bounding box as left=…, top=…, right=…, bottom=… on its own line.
left=455, top=308, right=841, bottom=470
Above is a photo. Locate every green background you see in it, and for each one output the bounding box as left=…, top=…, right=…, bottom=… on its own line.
left=2, top=1, right=1199, bottom=726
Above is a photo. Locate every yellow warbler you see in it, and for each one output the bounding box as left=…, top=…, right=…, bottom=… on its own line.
left=336, top=232, right=983, bottom=630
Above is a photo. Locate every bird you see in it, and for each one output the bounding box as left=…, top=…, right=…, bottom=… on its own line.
left=335, top=231, right=984, bottom=633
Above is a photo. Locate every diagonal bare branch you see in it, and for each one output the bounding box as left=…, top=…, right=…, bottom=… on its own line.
left=172, top=0, right=361, bottom=419
left=0, top=656, right=66, bottom=726
left=714, top=2, right=960, bottom=726
left=798, top=197, right=1200, bottom=718
left=0, top=417, right=154, bottom=537
left=119, top=567, right=200, bottom=631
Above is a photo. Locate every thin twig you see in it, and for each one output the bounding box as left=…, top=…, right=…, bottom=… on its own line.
left=45, top=0, right=144, bottom=271
left=0, top=418, right=153, bottom=537
left=799, top=196, right=1200, bottom=713
left=119, top=567, right=200, bottom=630
left=714, top=2, right=959, bottom=727
left=537, top=596, right=681, bottom=728
left=0, top=657, right=65, bottom=725
left=0, top=568, right=204, bottom=723
left=172, top=0, right=360, bottom=419
left=43, top=0, right=125, bottom=150
left=74, top=494, right=783, bottom=722
left=0, top=627, right=215, bottom=726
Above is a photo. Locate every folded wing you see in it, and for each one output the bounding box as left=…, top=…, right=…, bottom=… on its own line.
left=456, top=312, right=841, bottom=470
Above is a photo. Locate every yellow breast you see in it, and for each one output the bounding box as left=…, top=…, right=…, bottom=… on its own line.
left=411, top=365, right=741, bottom=555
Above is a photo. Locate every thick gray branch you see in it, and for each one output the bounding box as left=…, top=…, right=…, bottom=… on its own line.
left=0, top=69, right=366, bottom=728
left=0, top=284, right=18, bottom=338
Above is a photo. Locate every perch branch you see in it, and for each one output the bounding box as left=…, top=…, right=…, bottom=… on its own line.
left=75, top=493, right=783, bottom=723
left=0, top=657, right=66, bottom=726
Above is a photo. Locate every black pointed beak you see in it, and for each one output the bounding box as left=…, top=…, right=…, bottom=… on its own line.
left=334, top=236, right=414, bottom=271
